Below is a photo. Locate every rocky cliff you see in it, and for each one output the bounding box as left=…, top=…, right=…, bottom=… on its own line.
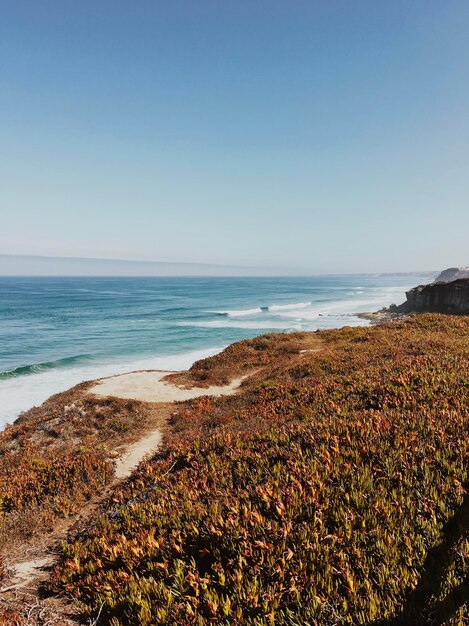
left=434, top=267, right=469, bottom=283
left=394, top=278, right=469, bottom=315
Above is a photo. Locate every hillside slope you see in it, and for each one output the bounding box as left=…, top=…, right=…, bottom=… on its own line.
left=0, top=316, right=468, bottom=625
left=51, top=316, right=468, bottom=625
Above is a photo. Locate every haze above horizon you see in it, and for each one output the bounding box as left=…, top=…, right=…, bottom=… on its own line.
left=0, top=254, right=438, bottom=277
left=1, top=1, right=468, bottom=274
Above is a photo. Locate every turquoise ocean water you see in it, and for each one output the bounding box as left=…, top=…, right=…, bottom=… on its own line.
left=0, top=273, right=432, bottom=429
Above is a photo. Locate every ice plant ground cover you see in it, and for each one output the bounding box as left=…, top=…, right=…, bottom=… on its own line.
left=43, top=315, right=468, bottom=625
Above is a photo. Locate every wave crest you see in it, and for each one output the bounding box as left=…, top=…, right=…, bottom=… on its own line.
left=0, top=354, right=93, bottom=380
left=211, top=302, right=312, bottom=317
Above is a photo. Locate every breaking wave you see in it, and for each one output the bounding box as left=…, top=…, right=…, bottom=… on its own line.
left=0, top=354, right=94, bottom=380
left=210, top=307, right=264, bottom=317
left=211, top=302, right=311, bottom=317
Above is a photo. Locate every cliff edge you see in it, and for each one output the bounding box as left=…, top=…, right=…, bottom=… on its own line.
left=393, top=278, right=469, bottom=315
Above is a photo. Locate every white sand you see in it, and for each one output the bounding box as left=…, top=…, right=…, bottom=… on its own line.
left=90, top=370, right=243, bottom=403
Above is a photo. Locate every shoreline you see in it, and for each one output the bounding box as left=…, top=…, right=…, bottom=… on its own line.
left=0, top=311, right=376, bottom=430
left=356, top=309, right=411, bottom=324
left=1, top=298, right=425, bottom=431
left=0, top=308, right=385, bottom=429
left=0, top=274, right=424, bottom=429
left=0, top=345, right=227, bottom=432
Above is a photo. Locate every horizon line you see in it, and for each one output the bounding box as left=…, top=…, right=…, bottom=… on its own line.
left=0, top=253, right=437, bottom=279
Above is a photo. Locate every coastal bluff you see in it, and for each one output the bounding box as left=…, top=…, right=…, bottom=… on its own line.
left=433, top=266, right=469, bottom=283
left=392, top=277, right=469, bottom=315
left=0, top=317, right=467, bottom=624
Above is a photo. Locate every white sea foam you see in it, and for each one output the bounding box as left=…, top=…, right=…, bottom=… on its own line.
left=269, top=285, right=411, bottom=321
left=274, top=309, right=321, bottom=321
left=178, top=320, right=303, bottom=330
left=211, top=307, right=263, bottom=317
left=212, top=302, right=312, bottom=316
left=269, top=302, right=311, bottom=311
left=0, top=346, right=224, bottom=431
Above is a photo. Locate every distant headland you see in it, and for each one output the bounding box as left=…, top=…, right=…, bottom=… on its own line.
left=359, top=267, right=469, bottom=321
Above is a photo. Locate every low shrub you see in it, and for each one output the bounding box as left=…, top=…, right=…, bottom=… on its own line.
left=50, top=315, right=468, bottom=625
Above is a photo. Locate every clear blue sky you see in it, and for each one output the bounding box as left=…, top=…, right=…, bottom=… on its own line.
left=1, top=1, right=468, bottom=273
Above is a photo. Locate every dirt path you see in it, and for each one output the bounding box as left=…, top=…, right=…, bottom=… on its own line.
left=1, top=335, right=325, bottom=621
left=2, top=370, right=248, bottom=609
left=92, top=371, right=247, bottom=479
left=114, top=428, right=163, bottom=479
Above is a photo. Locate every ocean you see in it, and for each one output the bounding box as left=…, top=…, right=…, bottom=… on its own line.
left=0, top=273, right=432, bottom=429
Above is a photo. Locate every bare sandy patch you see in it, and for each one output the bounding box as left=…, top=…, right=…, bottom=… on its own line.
left=114, top=429, right=163, bottom=479
left=90, top=370, right=247, bottom=478
left=1, top=556, right=54, bottom=592
left=90, top=370, right=244, bottom=403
